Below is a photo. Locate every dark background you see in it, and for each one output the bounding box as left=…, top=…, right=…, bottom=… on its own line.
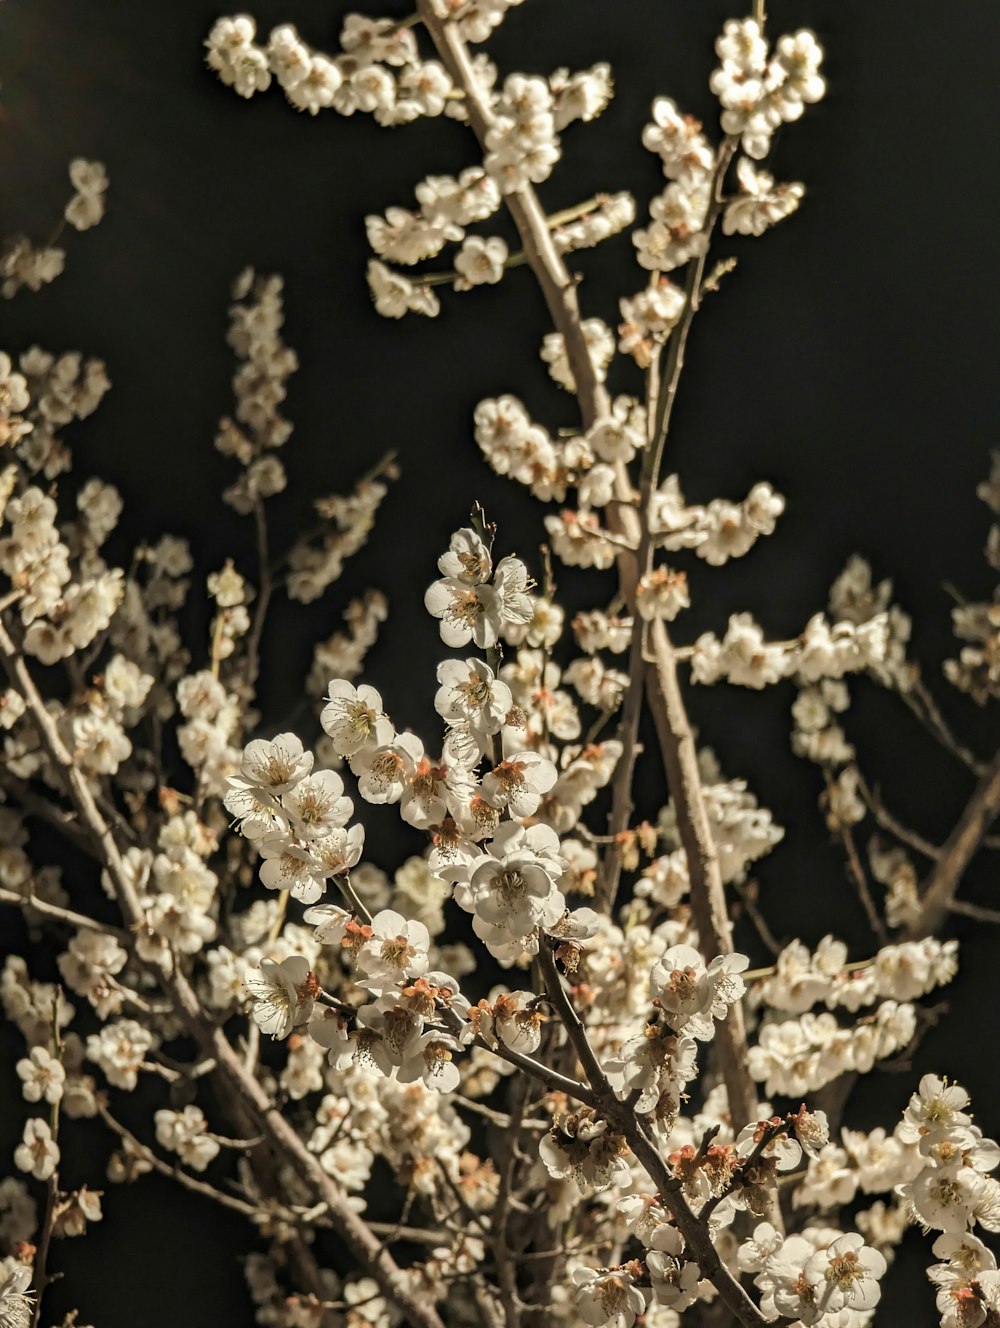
left=1, top=1, right=999, bottom=1323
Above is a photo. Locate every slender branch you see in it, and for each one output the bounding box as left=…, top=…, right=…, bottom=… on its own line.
left=534, top=946, right=771, bottom=1327
left=901, top=678, right=987, bottom=776
left=479, top=1035, right=601, bottom=1110
left=0, top=770, right=97, bottom=857
left=645, top=619, right=758, bottom=1132
left=596, top=146, right=735, bottom=912
left=0, top=885, right=128, bottom=940
left=947, top=898, right=1000, bottom=925
left=244, top=496, right=273, bottom=691
left=414, top=0, right=608, bottom=430
left=835, top=820, right=888, bottom=946
left=30, top=994, right=65, bottom=1328
left=648, top=140, right=736, bottom=476
left=905, top=748, right=1000, bottom=938
left=855, top=771, right=940, bottom=861
left=537, top=945, right=608, bottom=1094
left=97, top=1101, right=284, bottom=1225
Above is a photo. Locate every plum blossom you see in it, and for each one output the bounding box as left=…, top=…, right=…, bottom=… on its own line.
left=651, top=944, right=748, bottom=1040
left=14, top=1118, right=59, bottom=1181
left=321, top=680, right=392, bottom=757
left=355, top=910, right=431, bottom=992
left=245, top=955, right=316, bottom=1039
left=572, top=1266, right=647, bottom=1327
left=350, top=730, right=425, bottom=804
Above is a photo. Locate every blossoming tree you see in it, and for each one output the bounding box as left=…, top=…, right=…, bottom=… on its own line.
left=1, top=5, right=999, bottom=1328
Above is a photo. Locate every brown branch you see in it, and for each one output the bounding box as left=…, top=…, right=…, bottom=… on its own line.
left=29, top=995, right=65, bottom=1328
left=414, top=0, right=607, bottom=431
left=645, top=619, right=758, bottom=1132
left=836, top=821, right=888, bottom=946
left=947, top=898, right=1000, bottom=925
left=855, top=771, right=940, bottom=861
left=0, top=770, right=97, bottom=858
left=534, top=946, right=771, bottom=1328
left=244, top=496, right=272, bottom=692
left=97, top=1101, right=285, bottom=1225
left=0, top=885, right=128, bottom=940
left=491, top=1074, right=527, bottom=1328
left=905, top=748, right=1000, bottom=938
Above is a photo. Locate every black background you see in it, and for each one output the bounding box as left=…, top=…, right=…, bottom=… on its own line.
left=1, top=1, right=999, bottom=1323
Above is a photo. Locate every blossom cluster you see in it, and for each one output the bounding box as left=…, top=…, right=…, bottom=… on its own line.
left=0, top=8, right=993, bottom=1328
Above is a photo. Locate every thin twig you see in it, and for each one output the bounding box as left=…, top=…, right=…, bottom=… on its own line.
left=645, top=619, right=759, bottom=1132
left=855, top=770, right=940, bottom=861
left=836, top=821, right=888, bottom=946
left=533, top=946, right=771, bottom=1328
left=947, top=899, right=1000, bottom=925
left=906, top=749, right=1000, bottom=937
left=0, top=886, right=128, bottom=940
left=30, top=993, right=65, bottom=1328
left=245, top=497, right=273, bottom=692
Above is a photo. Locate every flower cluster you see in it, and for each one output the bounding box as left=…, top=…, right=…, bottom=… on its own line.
left=0, top=8, right=993, bottom=1328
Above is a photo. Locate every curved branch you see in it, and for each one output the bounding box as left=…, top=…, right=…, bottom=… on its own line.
left=905, top=748, right=1000, bottom=939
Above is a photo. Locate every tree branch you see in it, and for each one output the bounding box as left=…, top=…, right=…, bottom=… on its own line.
left=645, top=618, right=758, bottom=1132
left=905, top=748, right=1000, bottom=938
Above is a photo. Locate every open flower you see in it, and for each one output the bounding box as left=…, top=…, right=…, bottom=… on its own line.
left=238, top=732, right=313, bottom=793
left=281, top=769, right=354, bottom=840
left=572, top=1266, right=647, bottom=1327
left=0, top=1265, right=34, bottom=1328
left=14, top=1118, right=60, bottom=1181
left=245, top=955, right=316, bottom=1039
left=355, top=909, right=431, bottom=992
left=424, top=576, right=502, bottom=648
left=321, top=680, right=393, bottom=757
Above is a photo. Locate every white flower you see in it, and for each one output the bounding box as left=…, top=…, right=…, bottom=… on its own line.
left=15, top=1046, right=65, bottom=1105
left=636, top=567, right=690, bottom=622
left=724, top=157, right=804, bottom=237
left=572, top=1266, right=647, bottom=1326
left=480, top=751, right=557, bottom=818
left=222, top=782, right=285, bottom=842
left=257, top=834, right=326, bottom=904
left=396, top=1031, right=462, bottom=1093
left=245, top=955, right=315, bottom=1039
left=464, top=823, right=565, bottom=940
left=366, top=260, right=440, bottom=319
left=435, top=658, right=512, bottom=744
left=492, top=990, right=545, bottom=1054
left=540, top=319, right=614, bottom=392
left=0, top=1265, right=34, bottom=1328
left=804, top=1232, right=886, bottom=1316
left=651, top=944, right=748, bottom=1040
left=438, top=527, right=492, bottom=584
left=321, top=680, right=393, bottom=758
left=350, top=731, right=425, bottom=805
left=424, top=574, right=502, bottom=649
left=454, top=235, right=508, bottom=288
left=65, top=158, right=109, bottom=231
left=154, top=1106, right=220, bottom=1172
left=238, top=732, right=313, bottom=793
left=355, top=910, right=431, bottom=992
left=493, top=556, right=534, bottom=629
left=14, top=1117, right=59, bottom=1181
left=86, top=1018, right=153, bottom=1091
left=281, top=770, right=354, bottom=840
left=898, top=1074, right=972, bottom=1144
